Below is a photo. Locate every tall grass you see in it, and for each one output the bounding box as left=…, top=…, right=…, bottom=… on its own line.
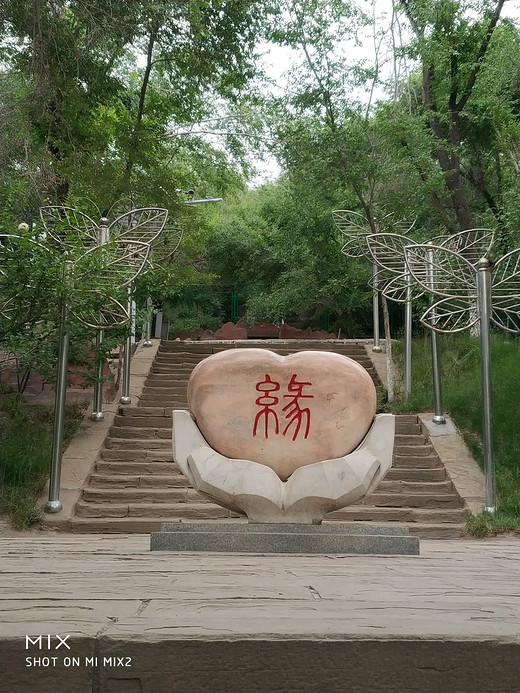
left=391, top=333, right=520, bottom=529
left=0, top=401, right=87, bottom=528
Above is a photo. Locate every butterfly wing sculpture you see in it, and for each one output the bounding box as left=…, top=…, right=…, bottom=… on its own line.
left=36, top=206, right=168, bottom=329
left=366, top=232, right=418, bottom=303
left=404, top=243, right=520, bottom=334
left=367, top=229, right=495, bottom=305
left=332, top=210, right=371, bottom=259
left=332, top=210, right=416, bottom=263
left=148, top=226, right=184, bottom=266
left=488, top=248, right=520, bottom=334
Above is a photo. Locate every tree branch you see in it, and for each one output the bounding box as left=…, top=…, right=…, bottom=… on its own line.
left=117, top=29, right=156, bottom=197
left=456, top=0, right=506, bottom=112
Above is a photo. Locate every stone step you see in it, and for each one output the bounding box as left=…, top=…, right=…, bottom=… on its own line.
left=105, top=436, right=171, bottom=448
left=403, top=523, right=465, bottom=539
left=117, top=406, right=167, bottom=417
left=113, top=415, right=172, bottom=428
left=393, top=434, right=428, bottom=445
left=86, top=474, right=453, bottom=495
left=384, top=467, right=447, bottom=482
left=147, top=373, right=195, bottom=380
left=141, top=386, right=189, bottom=395
left=141, top=384, right=187, bottom=392
left=154, top=353, right=207, bottom=359
left=152, top=359, right=205, bottom=367
left=138, top=400, right=188, bottom=408
left=82, top=487, right=205, bottom=503
left=393, top=444, right=434, bottom=457
left=392, top=455, right=442, bottom=469
left=144, top=377, right=193, bottom=384
left=95, top=461, right=177, bottom=475
left=377, top=479, right=454, bottom=493
left=100, top=449, right=173, bottom=462
left=157, top=407, right=188, bottom=416
left=364, top=492, right=463, bottom=509
left=158, top=342, right=368, bottom=353
left=149, top=366, right=380, bottom=380
left=108, top=426, right=172, bottom=440
left=158, top=345, right=214, bottom=353
left=325, top=506, right=468, bottom=523
left=108, top=417, right=424, bottom=438
left=74, top=501, right=233, bottom=520
left=66, top=516, right=465, bottom=538
left=151, top=363, right=197, bottom=370
left=394, top=422, right=423, bottom=435
left=153, top=356, right=375, bottom=368
left=88, top=473, right=189, bottom=488
left=244, top=348, right=368, bottom=355
left=151, top=357, right=375, bottom=368
left=149, top=363, right=195, bottom=380
left=81, top=486, right=461, bottom=508
left=101, top=446, right=440, bottom=469
left=96, top=454, right=446, bottom=477
left=145, top=373, right=194, bottom=380
left=94, top=456, right=447, bottom=479
left=74, top=500, right=467, bottom=523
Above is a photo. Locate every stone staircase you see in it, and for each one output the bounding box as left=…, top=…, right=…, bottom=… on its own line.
left=69, top=340, right=468, bottom=537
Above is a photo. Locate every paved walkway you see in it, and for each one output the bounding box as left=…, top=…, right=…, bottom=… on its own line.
left=1, top=533, right=519, bottom=692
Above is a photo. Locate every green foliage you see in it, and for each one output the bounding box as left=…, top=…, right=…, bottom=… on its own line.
left=390, top=334, right=520, bottom=526
left=393, top=1, right=520, bottom=234
left=205, top=181, right=373, bottom=333
left=0, top=401, right=87, bottom=528
left=163, top=285, right=226, bottom=336
left=465, top=509, right=520, bottom=538
left=0, top=224, right=133, bottom=391
left=0, top=0, right=269, bottom=218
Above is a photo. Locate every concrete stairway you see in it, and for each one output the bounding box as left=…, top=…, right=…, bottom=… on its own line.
left=70, top=340, right=468, bottom=537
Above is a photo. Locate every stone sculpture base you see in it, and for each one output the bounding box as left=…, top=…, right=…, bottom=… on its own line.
left=150, top=523, right=420, bottom=555
left=172, top=411, right=396, bottom=524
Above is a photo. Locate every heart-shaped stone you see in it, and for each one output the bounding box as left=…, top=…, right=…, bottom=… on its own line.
left=187, top=348, right=377, bottom=481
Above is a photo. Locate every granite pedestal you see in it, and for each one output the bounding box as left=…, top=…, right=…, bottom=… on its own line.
left=150, top=522, right=420, bottom=555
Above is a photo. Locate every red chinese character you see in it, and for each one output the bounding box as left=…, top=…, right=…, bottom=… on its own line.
left=253, top=374, right=280, bottom=439
left=282, top=374, right=314, bottom=441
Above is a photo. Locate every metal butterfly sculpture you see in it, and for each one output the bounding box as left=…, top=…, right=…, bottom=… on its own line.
left=365, top=229, right=496, bottom=304
left=404, top=243, right=520, bottom=334
left=332, top=210, right=415, bottom=261
left=0, top=206, right=168, bottom=330
left=149, top=225, right=184, bottom=265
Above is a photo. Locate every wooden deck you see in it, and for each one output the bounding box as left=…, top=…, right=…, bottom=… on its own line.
left=1, top=533, right=519, bottom=692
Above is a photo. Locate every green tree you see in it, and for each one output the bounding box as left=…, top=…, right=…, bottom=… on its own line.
left=396, top=0, right=519, bottom=235
left=205, top=181, right=373, bottom=335
left=0, top=1, right=271, bottom=215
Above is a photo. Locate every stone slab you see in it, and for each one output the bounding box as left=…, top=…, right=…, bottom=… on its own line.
left=159, top=522, right=411, bottom=536
left=1, top=534, right=519, bottom=693
left=150, top=523, right=420, bottom=554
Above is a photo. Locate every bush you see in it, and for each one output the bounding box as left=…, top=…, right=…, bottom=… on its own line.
left=0, top=400, right=87, bottom=528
